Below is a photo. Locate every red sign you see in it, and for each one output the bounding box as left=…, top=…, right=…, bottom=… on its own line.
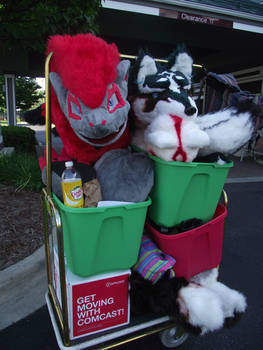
left=72, top=273, right=130, bottom=338
left=159, top=9, right=233, bottom=28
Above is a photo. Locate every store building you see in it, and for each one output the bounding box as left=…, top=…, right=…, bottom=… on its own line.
left=99, top=0, right=263, bottom=94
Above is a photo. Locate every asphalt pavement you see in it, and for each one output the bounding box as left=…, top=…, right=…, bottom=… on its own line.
left=0, top=125, right=263, bottom=349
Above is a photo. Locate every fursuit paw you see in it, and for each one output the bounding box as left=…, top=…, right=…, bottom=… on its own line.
left=207, top=281, right=247, bottom=319
left=177, top=283, right=225, bottom=335
left=191, top=268, right=247, bottom=320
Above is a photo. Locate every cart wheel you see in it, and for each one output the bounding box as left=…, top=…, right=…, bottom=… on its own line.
left=159, top=327, right=188, bottom=348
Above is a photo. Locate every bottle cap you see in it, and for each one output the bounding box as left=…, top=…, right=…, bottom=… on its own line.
left=65, top=161, right=73, bottom=168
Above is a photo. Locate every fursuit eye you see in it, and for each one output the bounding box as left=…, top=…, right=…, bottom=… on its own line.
left=71, top=102, right=81, bottom=115
left=67, top=93, right=82, bottom=120
left=107, top=83, right=125, bottom=113
left=175, top=75, right=184, bottom=80
left=152, top=92, right=159, bottom=99
left=108, top=93, right=118, bottom=110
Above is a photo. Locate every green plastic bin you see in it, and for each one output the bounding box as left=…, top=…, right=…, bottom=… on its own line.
left=147, top=153, right=233, bottom=227
left=52, top=194, right=151, bottom=277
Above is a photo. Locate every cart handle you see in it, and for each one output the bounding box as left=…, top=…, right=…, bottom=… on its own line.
left=120, top=53, right=204, bottom=69
left=45, top=51, right=53, bottom=196
left=48, top=196, right=61, bottom=230
left=222, top=189, right=228, bottom=208
left=42, top=188, right=61, bottom=229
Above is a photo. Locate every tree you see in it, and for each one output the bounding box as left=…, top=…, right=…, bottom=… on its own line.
left=15, top=77, right=45, bottom=112
left=0, top=76, right=44, bottom=115
left=0, top=0, right=102, bottom=52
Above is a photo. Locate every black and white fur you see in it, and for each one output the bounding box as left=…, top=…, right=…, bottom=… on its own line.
left=128, top=46, right=260, bottom=162
left=131, top=268, right=247, bottom=335
left=128, top=46, right=209, bottom=162
left=196, top=99, right=259, bottom=156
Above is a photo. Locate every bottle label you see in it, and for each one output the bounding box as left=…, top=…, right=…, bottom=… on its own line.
left=61, top=179, right=84, bottom=208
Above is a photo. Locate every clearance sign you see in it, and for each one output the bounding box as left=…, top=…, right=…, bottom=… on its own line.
left=160, top=9, right=233, bottom=28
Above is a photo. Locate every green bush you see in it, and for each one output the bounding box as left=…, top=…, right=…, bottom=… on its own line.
left=0, top=151, right=42, bottom=192
left=1, top=126, right=37, bottom=153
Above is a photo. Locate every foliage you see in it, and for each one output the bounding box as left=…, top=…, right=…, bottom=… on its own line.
left=0, top=151, right=42, bottom=192
left=15, top=77, right=44, bottom=112
left=0, top=76, right=44, bottom=114
left=1, top=125, right=37, bottom=153
left=0, top=83, right=5, bottom=114
left=0, top=0, right=102, bottom=52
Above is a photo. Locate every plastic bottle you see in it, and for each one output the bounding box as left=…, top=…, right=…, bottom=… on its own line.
left=61, top=161, right=84, bottom=208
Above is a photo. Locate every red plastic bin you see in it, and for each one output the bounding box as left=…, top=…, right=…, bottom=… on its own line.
left=146, top=203, right=227, bottom=280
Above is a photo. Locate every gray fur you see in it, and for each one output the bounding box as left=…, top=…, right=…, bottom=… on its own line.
left=49, top=61, right=130, bottom=146
left=115, top=60, right=130, bottom=98
left=94, top=148, right=154, bottom=202
left=49, top=72, right=68, bottom=116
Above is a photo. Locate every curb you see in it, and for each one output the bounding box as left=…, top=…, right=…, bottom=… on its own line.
left=0, top=245, right=47, bottom=330
left=0, top=245, right=45, bottom=288
left=226, top=176, right=263, bottom=183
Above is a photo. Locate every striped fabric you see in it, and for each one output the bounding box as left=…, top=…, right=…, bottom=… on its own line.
left=133, top=235, right=176, bottom=284
left=203, top=72, right=241, bottom=114
left=202, top=72, right=263, bottom=135
left=207, top=72, right=240, bottom=91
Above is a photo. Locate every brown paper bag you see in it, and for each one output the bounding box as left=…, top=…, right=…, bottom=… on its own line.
left=83, top=179, right=102, bottom=208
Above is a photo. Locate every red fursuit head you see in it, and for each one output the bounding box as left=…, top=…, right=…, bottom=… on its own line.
left=47, top=34, right=120, bottom=108
left=44, top=34, right=130, bottom=166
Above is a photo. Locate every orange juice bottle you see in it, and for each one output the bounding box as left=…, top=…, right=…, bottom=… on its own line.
left=61, top=161, right=84, bottom=208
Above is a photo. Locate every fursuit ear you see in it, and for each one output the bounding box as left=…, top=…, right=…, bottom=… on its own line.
left=116, top=60, right=130, bottom=84
left=167, top=44, right=193, bottom=88
left=128, top=48, right=158, bottom=94
left=137, top=55, right=158, bottom=93
left=49, top=72, right=68, bottom=115
left=115, top=60, right=130, bottom=99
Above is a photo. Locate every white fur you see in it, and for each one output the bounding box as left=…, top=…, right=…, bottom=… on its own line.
left=156, top=96, right=197, bottom=118
left=176, top=269, right=247, bottom=334
left=208, top=281, right=247, bottom=318
left=191, top=268, right=247, bottom=319
left=170, top=52, right=193, bottom=86
left=132, top=98, right=255, bottom=161
left=196, top=109, right=254, bottom=156
left=217, top=157, right=226, bottom=165
left=190, top=267, right=219, bottom=285
left=144, top=113, right=210, bottom=162
left=178, top=283, right=225, bottom=334
left=131, top=92, right=211, bottom=162
left=137, top=55, right=159, bottom=94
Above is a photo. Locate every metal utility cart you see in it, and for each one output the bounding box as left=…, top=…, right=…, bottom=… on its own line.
left=42, top=52, right=190, bottom=349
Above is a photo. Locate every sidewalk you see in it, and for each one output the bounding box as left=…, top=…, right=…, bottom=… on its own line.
left=0, top=124, right=263, bottom=331
left=23, top=124, right=63, bottom=156
left=227, top=154, right=263, bottom=183
left=0, top=246, right=46, bottom=330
